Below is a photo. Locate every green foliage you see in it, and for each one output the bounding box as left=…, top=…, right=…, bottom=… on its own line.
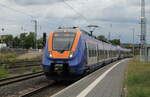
left=0, top=32, right=44, bottom=49
left=32, top=67, right=41, bottom=73
left=128, top=87, right=150, bottom=97
left=127, top=72, right=150, bottom=86
left=37, top=38, right=44, bottom=49
left=97, top=35, right=108, bottom=41
left=97, top=35, right=121, bottom=45
left=126, top=56, right=150, bottom=97
left=13, top=36, right=20, bottom=48
left=0, top=53, right=17, bottom=63
left=109, top=39, right=120, bottom=45
left=24, top=32, right=35, bottom=49
left=1, top=35, right=13, bottom=47
left=0, top=66, right=8, bottom=78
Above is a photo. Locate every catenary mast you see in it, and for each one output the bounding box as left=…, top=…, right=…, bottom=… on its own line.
left=140, top=0, right=147, bottom=61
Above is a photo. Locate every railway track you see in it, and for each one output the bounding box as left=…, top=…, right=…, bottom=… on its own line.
left=1, top=61, right=41, bottom=69
left=19, top=81, right=71, bottom=97
left=0, top=73, right=71, bottom=97
left=20, top=83, right=51, bottom=97
left=0, top=62, right=42, bottom=71
left=7, top=64, right=41, bottom=69
left=0, top=71, right=44, bottom=87
left=1, top=60, right=41, bottom=65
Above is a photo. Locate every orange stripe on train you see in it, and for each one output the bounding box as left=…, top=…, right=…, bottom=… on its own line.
left=48, top=32, right=53, bottom=51
left=71, top=30, right=82, bottom=52
left=48, top=30, right=81, bottom=59
left=52, top=51, right=70, bottom=59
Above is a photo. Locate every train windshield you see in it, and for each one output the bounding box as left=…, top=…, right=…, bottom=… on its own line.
left=53, top=32, right=76, bottom=51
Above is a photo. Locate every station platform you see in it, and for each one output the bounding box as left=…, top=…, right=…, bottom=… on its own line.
left=51, top=59, right=129, bottom=97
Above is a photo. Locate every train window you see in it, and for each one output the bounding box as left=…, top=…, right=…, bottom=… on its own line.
left=98, top=49, right=100, bottom=58
left=88, top=49, right=90, bottom=57
left=101, top=50, right=104, bottom=59
left=88, top=43, right=92, bottom=57
left=94, top=49, right=95, bottom=56
left=90, top=49, right=92, bottom=57
left=92, top=49, right=94, bottom=57
left=93, top=49, right=94, bottom=57
left=52, top=32, right=76, bottom=51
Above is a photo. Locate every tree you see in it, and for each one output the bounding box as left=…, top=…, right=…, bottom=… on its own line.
left=24, top=32, right=35, bottom=49
left=13, top=36, right=20, bottom=48
left=1, top=35, right=13, bottom=47
left=97, top=35, right=107, bottom=41
left=37, top=38, right=43, bottom=49
left=19, top=33, right=27, bottom=48
left=109, top=39, right=120, bottom=45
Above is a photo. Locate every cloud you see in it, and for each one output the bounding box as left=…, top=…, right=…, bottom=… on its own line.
left=0, top=0, right=149, bottom=44
left=11, top=0, right=63, bottom=6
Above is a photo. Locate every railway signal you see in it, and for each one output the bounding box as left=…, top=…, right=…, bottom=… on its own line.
left=43, top=32, right=47, bottom=47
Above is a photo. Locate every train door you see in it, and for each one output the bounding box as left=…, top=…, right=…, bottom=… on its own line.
left=85, top=42, right=88, bottom=64
left=86, top=41, right=97, bottom=66
left=95, top=43, right=98, bottom=64
left=86, top=41, right=89, bottom=65
left=103, top=43, right=107, bottom=61
left=98, top=42, right=104, bottom=62
left=86, top=41, right=92, bottom=65
left=90, top=43, right=97, bottom=65
left=97, top=44, right=100, bottom=62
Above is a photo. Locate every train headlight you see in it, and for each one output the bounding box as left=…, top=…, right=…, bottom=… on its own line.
left=49, top=52, right=52, bottom=58
left=69, top=52, right=73, bottom=58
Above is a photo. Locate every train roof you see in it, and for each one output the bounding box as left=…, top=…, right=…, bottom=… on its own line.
left=53, top=27, right=131, bottom=52
left=55, top=27, right=91, bottom=35
left=54, top=27, right=77, bottom=33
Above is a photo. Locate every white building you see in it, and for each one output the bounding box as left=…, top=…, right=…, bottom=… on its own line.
left=0, top=43, right=7, bottom=49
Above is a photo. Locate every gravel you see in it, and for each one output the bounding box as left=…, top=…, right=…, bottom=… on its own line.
left=0, top=76, right=50, bottom=97
left=30, top=81, right=74, bottom=97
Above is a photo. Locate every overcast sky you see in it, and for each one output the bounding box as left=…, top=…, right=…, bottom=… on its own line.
left=0, top=0, right=149, bottom=44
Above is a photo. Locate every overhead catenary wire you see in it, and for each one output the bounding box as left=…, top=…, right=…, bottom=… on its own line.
left=0, top=3, right=35, bottom=18
left=0, top=1, right=95, bottom=32
left=0, top=1, right=90, bottom=25
left=62, top=0, right=90, bottom=25
left=62, top=0, right=104, bottom=32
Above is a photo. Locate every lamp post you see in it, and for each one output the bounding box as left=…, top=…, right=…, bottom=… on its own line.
left=1, top=28, right=4, bottom=32
left=87, top=25, right=99, bottom=36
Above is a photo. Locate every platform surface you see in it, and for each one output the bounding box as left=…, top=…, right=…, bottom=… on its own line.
left=51, top=59, right=129, bottom=97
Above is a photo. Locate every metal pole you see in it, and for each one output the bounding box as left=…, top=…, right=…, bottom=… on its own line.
left=108, top=24, right=112, bottom=40
left=108, top=32, right=111, bottom=40
left=90, top=31, right=93, bottom=36
left=119, top=34, right=121, bottom=44
left=140, top=0, right=147, bottom=61
left=132, top=28, right=135, bottom=55
left=33, top=20, right=37, bottom=49
left=87, top=25, right=99, bottom=36
left=141, top=0, right=146, bottom=45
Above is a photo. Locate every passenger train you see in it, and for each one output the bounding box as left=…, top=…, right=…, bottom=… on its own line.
left=42, top=27, right=131, bottom=80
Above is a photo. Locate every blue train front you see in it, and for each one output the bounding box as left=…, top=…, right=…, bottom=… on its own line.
left=42, top=27, right=87, bottom=80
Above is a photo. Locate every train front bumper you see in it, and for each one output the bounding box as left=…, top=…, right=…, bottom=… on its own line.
left=42, top=64, right=84, bottom=76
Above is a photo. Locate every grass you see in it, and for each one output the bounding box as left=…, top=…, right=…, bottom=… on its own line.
left=0, top=53, right=17, bottom=63
left=0, top=66, right=9, bottom=78
left=0, top=53, right=41, bottom=63
left=32, top=67, right=40, bottom=73
left=126, top=56, right=150, bottom=97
